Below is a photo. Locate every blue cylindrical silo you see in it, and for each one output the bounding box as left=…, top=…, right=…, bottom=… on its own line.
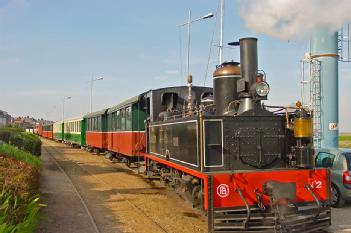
left=311, top=28, right=339, bottom=148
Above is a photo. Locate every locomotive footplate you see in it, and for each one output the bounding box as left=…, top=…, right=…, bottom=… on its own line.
left=209, top=204, right=331, bottom=233
left=207, top=176, right=331, bottom=233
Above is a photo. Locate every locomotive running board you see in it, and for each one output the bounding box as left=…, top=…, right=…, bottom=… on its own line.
left=207, top=176, right=331, bottom=233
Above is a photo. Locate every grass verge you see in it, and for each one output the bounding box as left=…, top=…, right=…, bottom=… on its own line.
left=0, top=142, right=41, bottom=232
left=0, top=143, right=41, bottom=168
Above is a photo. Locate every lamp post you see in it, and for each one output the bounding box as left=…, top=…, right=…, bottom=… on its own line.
left=179, top=11, right=214, bottom=77
left=62, top=96, right=71, bottom=122
left=219, top=0, right=224, bottom=64
left=178, top=10, right=214, bottom=110
left=89, top=76, right=103, bottom=113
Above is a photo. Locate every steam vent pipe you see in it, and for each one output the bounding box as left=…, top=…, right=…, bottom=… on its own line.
left=240, top=37, right=258, bottom=88
left=311, top=29, right=339, bottom=148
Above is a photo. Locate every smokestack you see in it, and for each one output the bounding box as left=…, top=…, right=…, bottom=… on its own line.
left=239, top=38, right=258, bottom=90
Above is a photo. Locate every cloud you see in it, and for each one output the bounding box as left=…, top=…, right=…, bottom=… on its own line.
left=238, top=0, right=351, bottom=40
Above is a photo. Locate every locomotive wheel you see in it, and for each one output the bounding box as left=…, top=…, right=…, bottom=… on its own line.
left=331, top=184, right=345, bottom=208
left=192, top=185, right=203, bottom=208
left=126, top=159, right=131, bottom=168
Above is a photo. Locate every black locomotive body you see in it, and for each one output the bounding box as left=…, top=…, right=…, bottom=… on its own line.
left=149, top=112, right=290, bottom=173
left=144, top=38, right=331, bottom=232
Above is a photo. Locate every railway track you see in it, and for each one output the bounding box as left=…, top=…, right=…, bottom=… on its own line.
left=43, top=139, right=170, bottom=233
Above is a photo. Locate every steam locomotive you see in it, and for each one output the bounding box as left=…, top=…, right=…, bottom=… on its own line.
left=37, top=37, right=331, bottom=232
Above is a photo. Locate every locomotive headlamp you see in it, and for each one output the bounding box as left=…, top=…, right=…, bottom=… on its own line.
left=255, top=81, right=270, bottom=97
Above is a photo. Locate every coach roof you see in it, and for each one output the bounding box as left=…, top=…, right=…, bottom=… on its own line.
left=107, top=95, right=140, bottom=113
left=85, top=108, right=108, bottom=118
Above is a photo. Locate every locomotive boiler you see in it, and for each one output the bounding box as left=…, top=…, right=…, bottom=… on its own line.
left=145, top=37, right=331, bottom=232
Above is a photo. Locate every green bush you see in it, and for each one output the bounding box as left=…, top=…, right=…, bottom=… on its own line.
left=0, top=128, right=41, bottom=156
left=0, top=144, right=41, bottom=168
left=0, top=130, right=11, bottom=143
left=0, top=127, right=22, bottom=144
left=9, top=133, right=41, bottom=156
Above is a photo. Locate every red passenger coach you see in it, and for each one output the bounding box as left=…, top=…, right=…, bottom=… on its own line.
left=106, top=95, right=146, bottom=164
left=85, top=109, right=108, bottom=151
left=35, top=123, right=43, bottom=136
left=42, top=123, right=53, bottom=139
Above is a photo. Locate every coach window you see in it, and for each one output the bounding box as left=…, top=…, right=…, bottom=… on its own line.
left=109, top=113, right=112, bottom=131
left=116, top=110, right=120, bottom=131
left=126, top=106, right=131, bottom=130
left=97, top=117, right=100, bottom=131
left=121, top=108, right=125, bottom=131
left=112, top=112, right=116, bottom=131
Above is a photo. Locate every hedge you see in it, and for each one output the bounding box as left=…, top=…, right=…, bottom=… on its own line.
left=0, top=128, right=41, bottom=156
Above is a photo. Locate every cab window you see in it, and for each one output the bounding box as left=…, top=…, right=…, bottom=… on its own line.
left=315, top=152, right=336, bottom=168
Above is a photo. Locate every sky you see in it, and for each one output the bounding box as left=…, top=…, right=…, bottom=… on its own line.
left=0, top=0, right=350, bottom=132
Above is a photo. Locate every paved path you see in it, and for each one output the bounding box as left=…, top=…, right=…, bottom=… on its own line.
left=35, top=141, right=101, bottom=233
left=35, top=139, right=207, bottom=233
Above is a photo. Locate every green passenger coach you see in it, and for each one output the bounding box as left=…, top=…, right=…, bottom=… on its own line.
left=53, top=121, right=64, bottom=141
left=64, top=117, right=86, bottom=146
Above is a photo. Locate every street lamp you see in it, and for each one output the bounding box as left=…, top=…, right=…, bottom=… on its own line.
left=89, top=76, right=103, bottom=113
left=62, top=96, right=71, bottom=122
left=178, top=10, right=214, bottom=77
left=178, top=10, right=214, bottom=110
